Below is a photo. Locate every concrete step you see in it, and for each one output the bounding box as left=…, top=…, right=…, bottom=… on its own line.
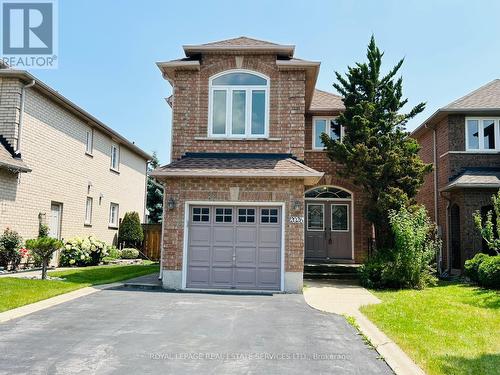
left=303, top=272, right=359, bottom=280
left=304, top=263, right=361, bottom=274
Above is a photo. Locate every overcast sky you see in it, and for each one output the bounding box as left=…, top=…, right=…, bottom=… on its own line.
left=30, top=0, right=500, bottom=163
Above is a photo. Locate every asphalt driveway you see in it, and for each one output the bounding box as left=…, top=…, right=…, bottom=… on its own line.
left=0, top=287, right=392, bottom=375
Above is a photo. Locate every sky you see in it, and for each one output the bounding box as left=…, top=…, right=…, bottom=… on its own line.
left=27, top=0, right=500, bottom=164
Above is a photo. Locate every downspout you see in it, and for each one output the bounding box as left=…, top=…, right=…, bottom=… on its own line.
left=16, top=80, right=36, bottom=154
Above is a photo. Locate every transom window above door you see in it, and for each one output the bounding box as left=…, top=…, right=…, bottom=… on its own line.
left=209, top=70, right=269, bottom=138
left=313, top=117, right=342, bottom=149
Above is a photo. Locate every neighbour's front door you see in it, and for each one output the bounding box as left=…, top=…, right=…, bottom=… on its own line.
left=305, top=199, right=352, bottom=261
left=49, top=203, right=62, bottom=239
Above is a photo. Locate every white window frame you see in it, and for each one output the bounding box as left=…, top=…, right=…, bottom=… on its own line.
left=109, top=203, right=119, bottom=227
left=312, top=116, right=343, bottom=150
left=331, top=203, right=349, bottom=232
left=110, top=143, right=120, bottom=171
left=85, top=129, right=93, bottom=155
left=465, top=117, right=500, bottom=152
left=208, top=69, right=270, bottom=138
left=85, top=197, right=93, bottom=225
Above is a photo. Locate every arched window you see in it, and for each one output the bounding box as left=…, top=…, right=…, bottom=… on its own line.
left=209, top=70, right=269, bottom=138
left=305, top=186, right=352, bottom=199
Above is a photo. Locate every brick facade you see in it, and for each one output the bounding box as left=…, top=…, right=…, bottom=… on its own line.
left=0, top=79, right=148, bottom=246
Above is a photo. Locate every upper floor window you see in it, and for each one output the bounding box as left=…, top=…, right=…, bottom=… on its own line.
left=85, top=129, right=93, bottom=155
left=466, top=118, right=500, bottom=151
left=312, top=117, right=342, bottom=149
left=110, top=143, right=120, bottom=171
left=209, top=70, right=269, bottom=138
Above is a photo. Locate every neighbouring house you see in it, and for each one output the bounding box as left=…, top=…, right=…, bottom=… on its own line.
left=413, top=80, right=500, bottom=273
left=0, top=68, right=151, bottom=251
left=152, top=37, right=372, bottom=292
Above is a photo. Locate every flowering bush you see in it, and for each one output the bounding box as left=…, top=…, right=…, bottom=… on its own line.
left=0, top=228, right=23, bottom=270
left=59, top=236, right=108, bottom=267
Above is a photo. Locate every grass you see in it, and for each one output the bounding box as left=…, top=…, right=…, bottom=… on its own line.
left=0, top=263, right=159, bottom=313
left=360, top=282, right=500, bottom=375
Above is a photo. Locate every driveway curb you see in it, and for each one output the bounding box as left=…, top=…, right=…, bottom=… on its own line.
left=303, top=280, right=426, bottom=375
left=0, top=282, right=123, bottom=323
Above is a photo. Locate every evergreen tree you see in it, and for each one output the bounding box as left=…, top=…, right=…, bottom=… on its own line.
left=322, top=36, right=432, bottom=250
left=118, top=212, right=144, bottom=248
left=147, top=151, right=163, bottom=223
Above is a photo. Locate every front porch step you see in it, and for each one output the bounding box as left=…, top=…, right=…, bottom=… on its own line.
left=303, top=272, right=359, bottom=280
left=304, top=263, right=361, bottom=274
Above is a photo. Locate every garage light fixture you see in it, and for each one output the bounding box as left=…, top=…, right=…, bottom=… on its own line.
left=167, top=197, right=176, bottom=210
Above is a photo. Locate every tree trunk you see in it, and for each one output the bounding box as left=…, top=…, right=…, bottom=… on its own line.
left=41, top=258, right=48, bottom=280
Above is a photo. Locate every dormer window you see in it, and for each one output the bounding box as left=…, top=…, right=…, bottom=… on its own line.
left=209, top=70, right=269, bottom=138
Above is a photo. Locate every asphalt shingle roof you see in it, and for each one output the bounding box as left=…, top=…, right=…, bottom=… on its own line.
left=310, top=89, right=344, bottom=111
left=442, top=169, right=500, bottom=191
left=444, top=79, right=500, bottom=110
left=0, top=137, right=31, bottom=173
left=200, top=37, right=281, bottom=47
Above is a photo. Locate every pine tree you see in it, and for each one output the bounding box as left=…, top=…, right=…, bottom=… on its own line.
left=322, top=36, right=432, bottom=250
left=146, top=151, right=163, bottom=223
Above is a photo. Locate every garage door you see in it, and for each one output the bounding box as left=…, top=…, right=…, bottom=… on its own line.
left=186, top=205, right=282, bottom=290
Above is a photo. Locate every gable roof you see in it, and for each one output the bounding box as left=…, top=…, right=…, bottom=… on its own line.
left=183, top=36, right=295, bottom=57
left=412, top=79, right=500, bottom=137
left=310, top=89, right=344, bottom=112
left=0, top=70, right=151, bottom=160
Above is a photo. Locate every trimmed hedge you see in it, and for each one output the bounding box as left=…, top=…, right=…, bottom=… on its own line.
left=464, top=253, right=489, bottom=282
left=478, top=256, right=500, bottom=289
left=120, top=248, right=139, bottom=259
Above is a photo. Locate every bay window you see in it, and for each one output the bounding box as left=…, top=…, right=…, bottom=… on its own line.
left=466, top=118, right=500, bottom=151
left=313, top=117, right=342, bottom=149
left=209, top=70, right=269, bottom=138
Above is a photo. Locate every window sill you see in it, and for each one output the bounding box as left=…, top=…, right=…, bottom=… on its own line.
left=84, top=223, right=92, bottom=227
left=108, top=225, right=119, bottom=229
left=194, top=137, right=281, bottom=141
left=305, top=149, right=328, bottom=152
left=110, top=168, right=120, bottom=174
left=85, top=152, right=93, bottom=158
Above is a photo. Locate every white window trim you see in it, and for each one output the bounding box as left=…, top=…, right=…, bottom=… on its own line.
left=85, top=197, right=93, bottom=225
left=85, top=128, right=93, bottom=155
left=110, top=143, right=120, bottom=171
left=208, top=69, right=270, bottom=139
left=465, top=117, right=500, bottom=152
left=331, top=203, right=350, bottom=232
left=306, top=203, right=325, bottom=231
left=109, top=203, right=119, bottom=228
left=312, top=116, right=343, bottom=150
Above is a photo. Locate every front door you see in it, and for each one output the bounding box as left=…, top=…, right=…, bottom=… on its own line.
left=305, top=200, right=352, bottom=260
left=49, top=203, right=62, bottom=239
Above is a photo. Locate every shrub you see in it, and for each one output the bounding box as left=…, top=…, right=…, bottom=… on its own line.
left=118, top=212, right=144, bottom=248
left=120, top=248, right=139, bottom=259
left=0, top=228, right=23, bottom=270
left=360, top=205, right=439, bottom=289
left=464, top=253, right=489, bottom=282
left=38, top=223, right=49, bottom=238
left=26, top=237, right=63, bottom=279
left=59, top=236, right=108, bottom=267
left=107, top=246, right=122, bottom=259
left=478, top=256, right=500, bottom=289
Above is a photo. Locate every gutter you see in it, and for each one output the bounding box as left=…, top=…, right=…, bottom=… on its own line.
left=16, top=79, right=36, bottom=154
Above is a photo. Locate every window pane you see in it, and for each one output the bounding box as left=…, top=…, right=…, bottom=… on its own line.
left=231, top=90, right=246, bottom=135
left=212, top=90, right=226, bottom=134
left=332, top=205, right=348, bottom=231
left=213, top=72, right=267, bottom=86
left=467, top=120, right=479, bottom=149
left=251, top=90, right=265, bottom=135
left=483, top=120, right=496, bottom=149
left=307, top=205, right=324, bottom=230
left=330, top=119, right=341, bottom=141
left=314, top=119, right=326, bottom=148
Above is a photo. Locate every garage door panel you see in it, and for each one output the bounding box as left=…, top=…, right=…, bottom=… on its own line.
left=235, top=247, right=256, bottom=265
left=187, top=205, right=282, bottom=290
left=212, top=246, right=233, bottom=265
left=189, top=226, right=211, bottom=245
left=235, top=227, right=257, bottom=244
left=213, top=226, right=234, bottom=245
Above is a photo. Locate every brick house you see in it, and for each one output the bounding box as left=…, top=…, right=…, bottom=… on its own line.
left=413, top=80, right=500, bottom=272
left=152, top=37, right=372, bottom=292
left=0, top=68, right=151, bottom=250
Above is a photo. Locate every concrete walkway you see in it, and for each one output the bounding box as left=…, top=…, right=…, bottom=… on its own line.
left=303, top=279, right=426, bottom=375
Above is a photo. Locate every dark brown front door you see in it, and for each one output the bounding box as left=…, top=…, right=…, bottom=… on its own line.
left=305, top=200, right=352, bottom=260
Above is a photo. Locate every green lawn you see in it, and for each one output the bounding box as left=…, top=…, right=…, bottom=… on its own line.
left=361, top=282, right=500, bottom=375
left=0, top=263, right=159, bottom=313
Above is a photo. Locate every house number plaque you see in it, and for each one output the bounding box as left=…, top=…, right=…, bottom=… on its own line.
left=289, top=216, right=304, bottom=224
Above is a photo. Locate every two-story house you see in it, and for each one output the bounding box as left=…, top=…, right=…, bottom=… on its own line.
left=0, top=68, right=151, bottom=248
left=152, top=37, right=372, bottom=292
left=413, top=80, right=500, bottom=273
